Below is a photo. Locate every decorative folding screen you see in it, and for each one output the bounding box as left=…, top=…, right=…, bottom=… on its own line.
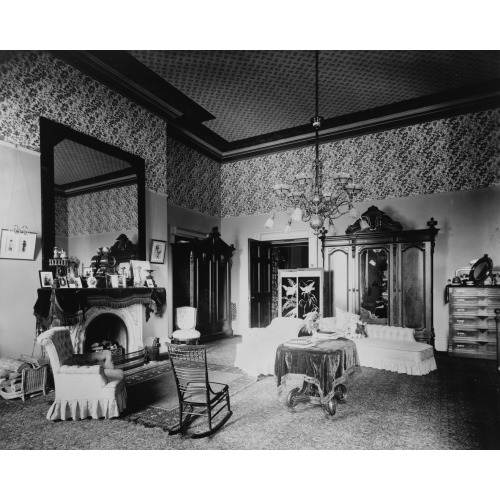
left=278, top=268, right=324, bottom=319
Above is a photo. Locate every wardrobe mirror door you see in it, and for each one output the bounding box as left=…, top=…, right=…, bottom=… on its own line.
left=359, top=247, right=389, bottom=322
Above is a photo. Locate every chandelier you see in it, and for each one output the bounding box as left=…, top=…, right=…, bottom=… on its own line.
left=265, top=50, right=363, bottom=235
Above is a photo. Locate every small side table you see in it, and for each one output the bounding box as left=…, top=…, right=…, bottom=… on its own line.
left=275, top=338, right=361, bottom=417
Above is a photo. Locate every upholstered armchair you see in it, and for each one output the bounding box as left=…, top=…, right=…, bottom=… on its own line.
left=234, top=317, right=306, bottom=378
left=37, top=327, right=127, bottom=421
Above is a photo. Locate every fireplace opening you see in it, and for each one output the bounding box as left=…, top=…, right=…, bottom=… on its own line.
left=83, top=313, right=128, bottom=354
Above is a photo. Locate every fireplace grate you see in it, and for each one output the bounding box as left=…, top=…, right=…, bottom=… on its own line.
left=113, top=348, right=148, bottom=371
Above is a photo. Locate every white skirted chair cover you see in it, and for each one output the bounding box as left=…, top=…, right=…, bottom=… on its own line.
left=172, top=307, right=201, bottom=344
left=37, top=327, right=127, bottom=421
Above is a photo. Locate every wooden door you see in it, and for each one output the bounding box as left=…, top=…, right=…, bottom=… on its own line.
left=249, top=239, right=273, bottom=327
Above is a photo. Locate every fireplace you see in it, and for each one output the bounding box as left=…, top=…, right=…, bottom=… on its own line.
left=34, top=287, right=167, bottom=357
left=83, top=313, right=128, bottom=353
left=71, top=304, right=144, bottom=354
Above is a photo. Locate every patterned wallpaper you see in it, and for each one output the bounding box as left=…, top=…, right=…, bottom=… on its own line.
left=0, top=51, right=167, bottom=193
left=166, top=135, right=221, bottom=217
left=221, top=108, right=500, bottom=217
left=55, top=185, right=138, bottom=237
left=54, top=195, right=68, bottom=237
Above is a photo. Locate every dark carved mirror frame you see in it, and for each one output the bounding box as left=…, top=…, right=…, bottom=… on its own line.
left=469, top=254, right=493, bottom=284
left=40, top=117, right=146, bottom=269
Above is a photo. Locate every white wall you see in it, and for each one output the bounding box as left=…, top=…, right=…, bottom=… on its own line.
left=142, top=189, right=169, bottom=343
left=222, top=186, right=500, bottom=351
left=0, top=142, right=170, bottom=357
left=0, top=142, right=43, bottom=358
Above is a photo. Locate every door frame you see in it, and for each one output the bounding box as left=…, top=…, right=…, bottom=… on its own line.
left=248, top=229, right=314, bottom=328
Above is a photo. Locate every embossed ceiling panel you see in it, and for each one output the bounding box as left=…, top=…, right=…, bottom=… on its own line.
left=128, top=50, right=500, bottom=142
left=54, top=139, right=131, bottom=185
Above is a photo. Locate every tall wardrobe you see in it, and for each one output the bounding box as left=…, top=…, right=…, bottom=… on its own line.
left=321, top=206, right=439, bottom=344
left=171, top=227, right=235, bottom=341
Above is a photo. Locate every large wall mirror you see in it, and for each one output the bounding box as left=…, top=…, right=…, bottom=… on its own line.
left=40, top=117, right=146, bottom=271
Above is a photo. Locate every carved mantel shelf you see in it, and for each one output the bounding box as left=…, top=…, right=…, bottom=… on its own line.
left=34, top=287, right=166, bottom=330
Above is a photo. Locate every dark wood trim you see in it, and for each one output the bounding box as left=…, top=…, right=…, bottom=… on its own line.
left=55, top=167, right=135, bottom=195
left=55, top=178, right=137, bottom=197
left=221, top=82, right=500, bottom=163
left=49, top=50, right=500, bottom=165
left=51, top=50, right=214, bottom=123
left=40, top=117, right=147, bottom=268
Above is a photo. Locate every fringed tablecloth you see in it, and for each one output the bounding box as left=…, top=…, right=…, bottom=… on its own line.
left=275, top=338, right=361, bottom=403
left=34, top=287, right=166, bottom=330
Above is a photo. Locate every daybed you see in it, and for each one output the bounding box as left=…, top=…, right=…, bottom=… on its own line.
left=318, top=313, right=437, bottom=376
left=234, top=317, right=306, bottom=378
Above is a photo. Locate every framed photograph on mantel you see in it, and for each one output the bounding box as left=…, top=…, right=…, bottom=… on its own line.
left=150, top=239, right=166, bottom=264
left=39, top=271, right=54, bottom=288
left=278, top=268, right=324, bottom=319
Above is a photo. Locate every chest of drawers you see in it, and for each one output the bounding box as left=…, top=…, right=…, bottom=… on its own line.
left=448, top=286, right=500, bottom=359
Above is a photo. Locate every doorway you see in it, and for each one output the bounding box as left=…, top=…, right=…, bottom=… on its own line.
left=249, top=239, right=308, bottom=327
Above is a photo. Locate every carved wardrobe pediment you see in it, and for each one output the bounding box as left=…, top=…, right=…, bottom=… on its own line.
left=346, top=206, right=403, bottom=234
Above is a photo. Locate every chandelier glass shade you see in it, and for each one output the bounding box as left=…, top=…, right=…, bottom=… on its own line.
left=267, top=51, right=363, bottom=235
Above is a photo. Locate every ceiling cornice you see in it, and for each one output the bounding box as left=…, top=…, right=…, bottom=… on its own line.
left=220, top=83, right=500, bottom=163
left=51, top=51, right=500, bottom=165
left=51, top=50, right=215, bottom=123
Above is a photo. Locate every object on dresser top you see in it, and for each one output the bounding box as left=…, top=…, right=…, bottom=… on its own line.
left=234, top=317, right=306, bottom=378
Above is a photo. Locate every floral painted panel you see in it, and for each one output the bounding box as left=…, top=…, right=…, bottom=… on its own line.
left=167, top=135, right=221, bottom=217
left=0, top=51, right=167, bottom=193
left=221, top=108, right=500, bottom=217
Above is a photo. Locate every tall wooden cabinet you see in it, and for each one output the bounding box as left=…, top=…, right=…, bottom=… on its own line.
left=321, top=206, right=438, bottom=344
left=171, top=227, right=235, bottom=341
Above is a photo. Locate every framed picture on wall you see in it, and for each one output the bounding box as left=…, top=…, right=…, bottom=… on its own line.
left=0, top=228, right=36, bottom=260
left=150, top=239, right=166, bottom=264
left=278, top=268, right=324, bottom=319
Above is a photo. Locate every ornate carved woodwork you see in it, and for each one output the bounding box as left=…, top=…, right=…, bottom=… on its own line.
left=322, top=209, right=439, bottom=344
left=171, top=227, right=235, bottom=340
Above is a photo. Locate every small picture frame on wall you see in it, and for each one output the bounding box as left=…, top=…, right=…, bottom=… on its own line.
left=82, top=267, right=93, bottom=278
left=39, top=271, right=54, bottom=288
left=150, top=239, right=166, bottom=264
left=0, top=228, right=37, bottom=260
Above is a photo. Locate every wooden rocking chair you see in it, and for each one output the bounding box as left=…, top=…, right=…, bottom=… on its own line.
left=167, top=344, right=232, bottom=438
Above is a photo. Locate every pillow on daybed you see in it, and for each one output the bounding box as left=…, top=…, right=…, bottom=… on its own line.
left=335, top=307, right=367, bottom=338
left=318, top=317, right=338, bottom=333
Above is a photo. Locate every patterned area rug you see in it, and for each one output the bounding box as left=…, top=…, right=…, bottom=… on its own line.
left=1, top=338, right=499, bottom=449
left=122, top=359, right=257, bottom=433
